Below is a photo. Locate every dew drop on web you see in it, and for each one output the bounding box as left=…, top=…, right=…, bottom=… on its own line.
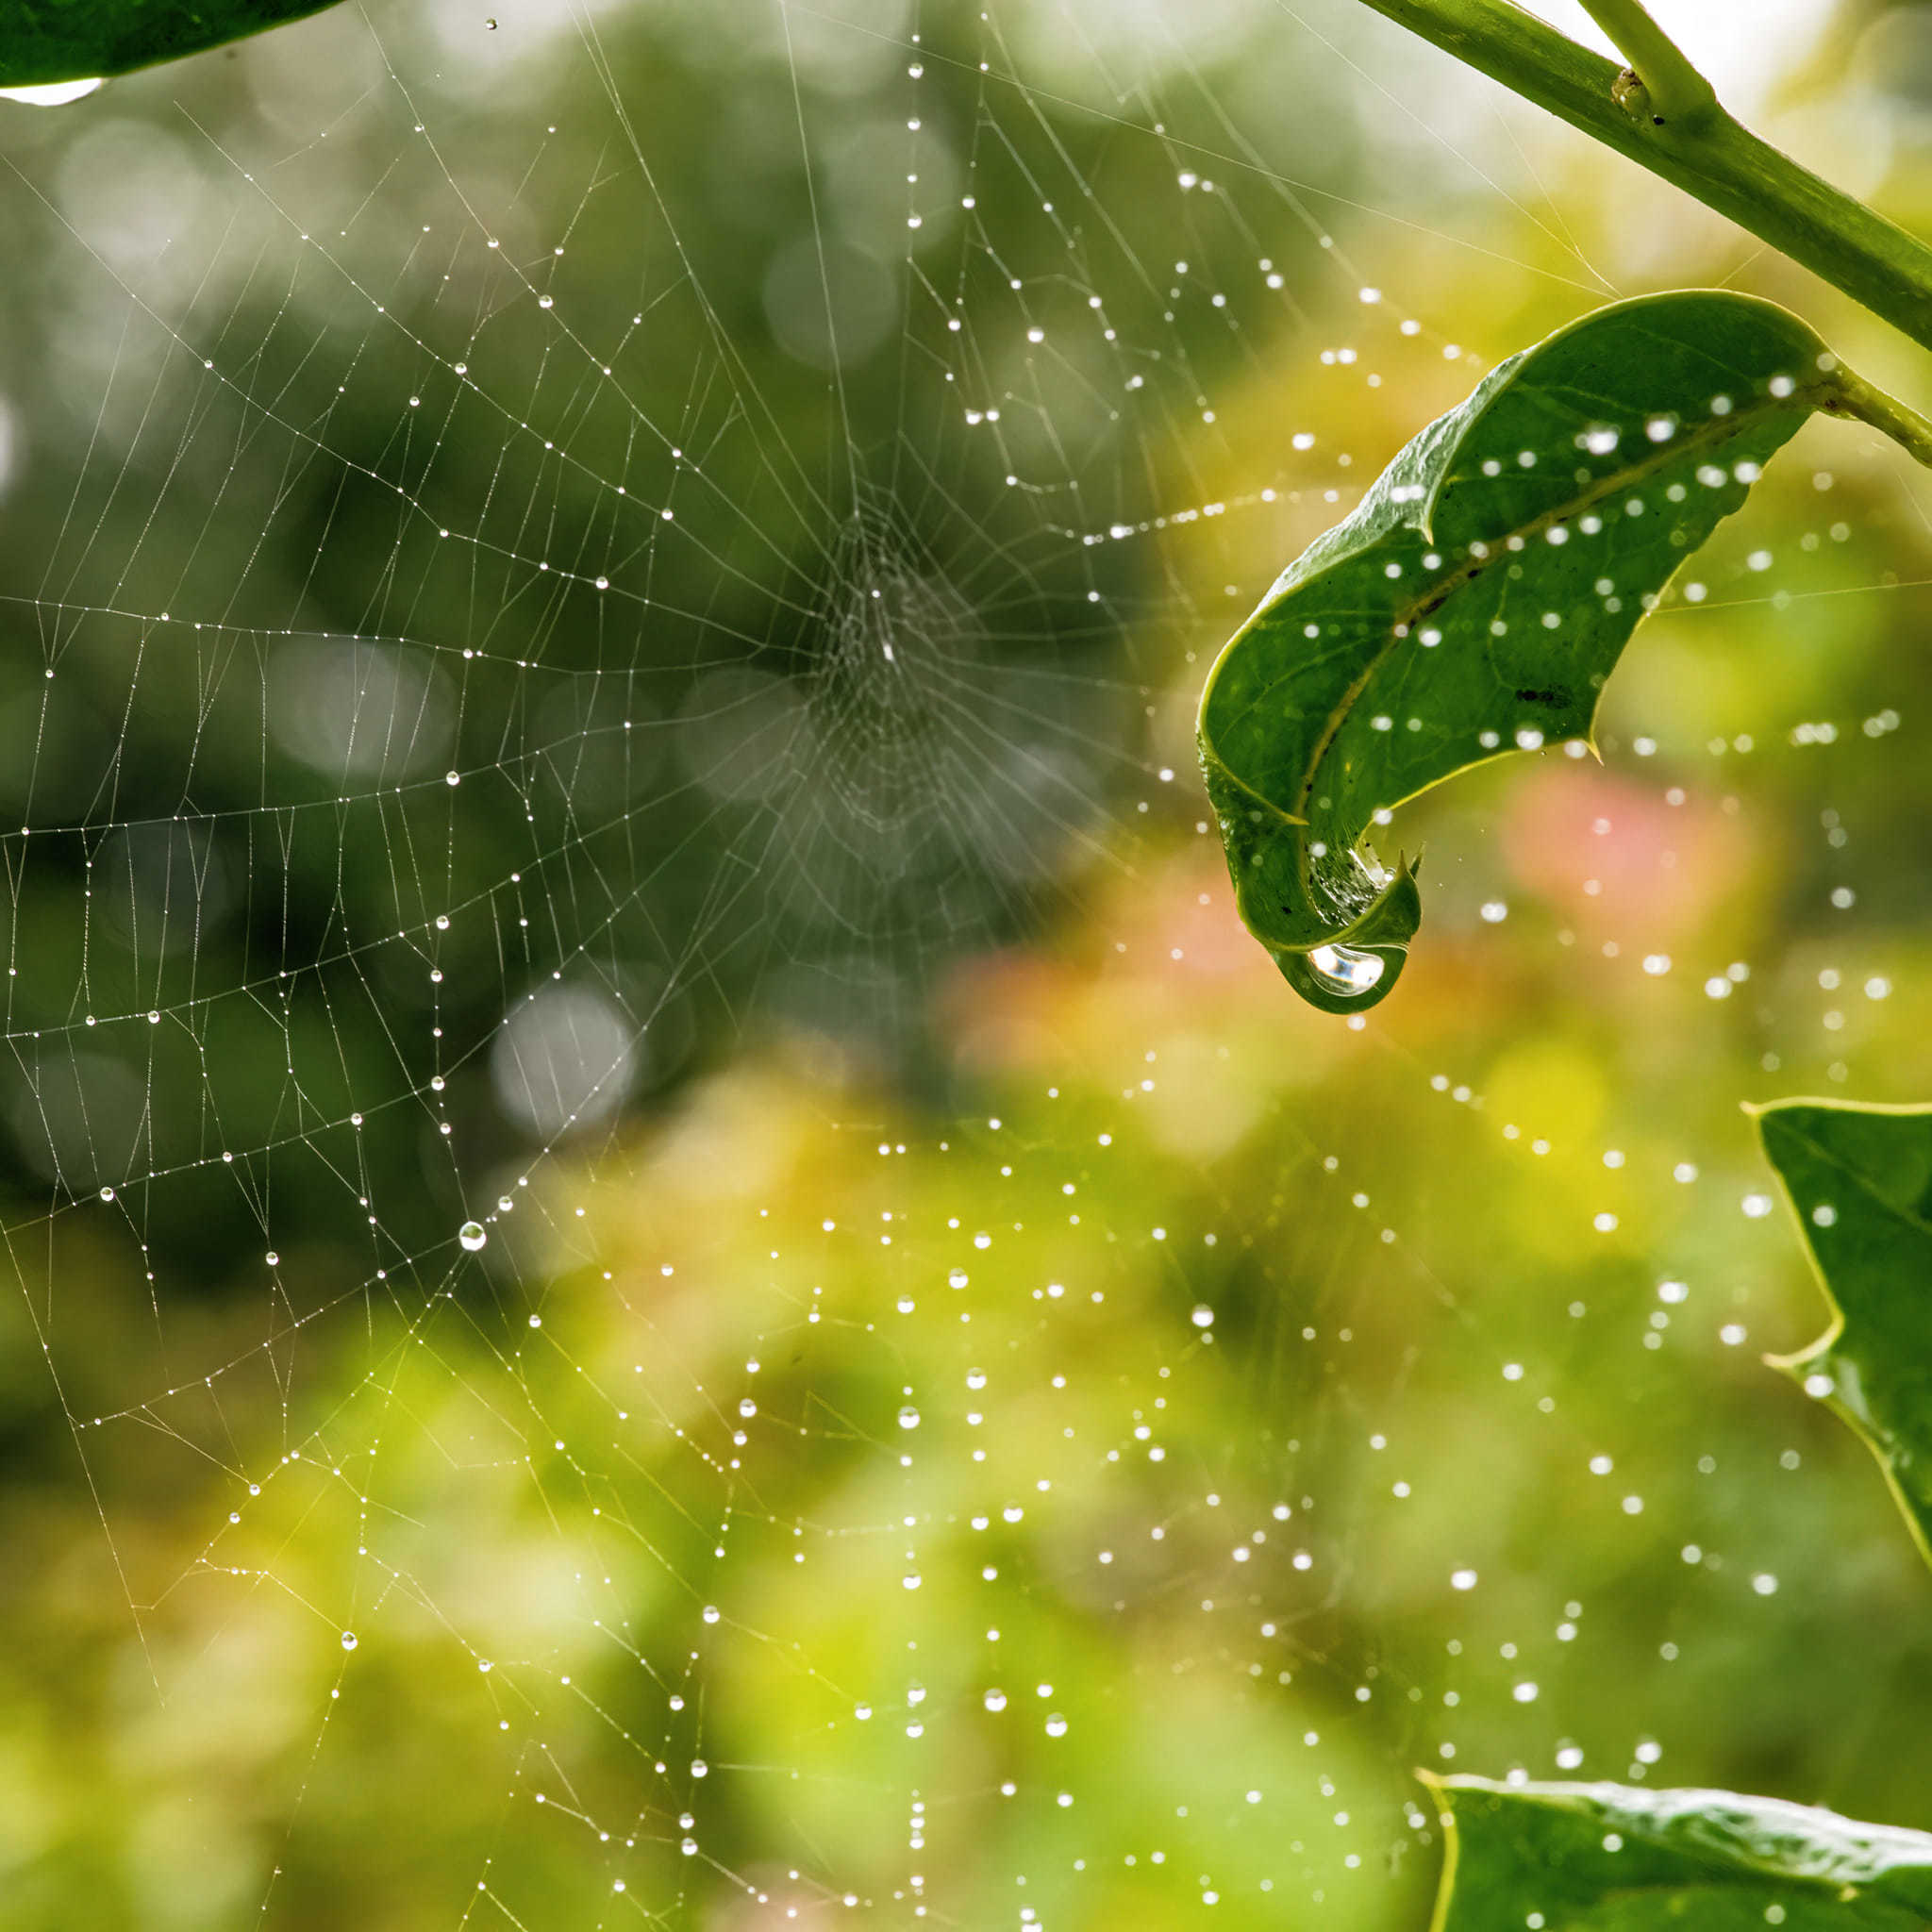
left=458, top=1220, right=487, bottom=1252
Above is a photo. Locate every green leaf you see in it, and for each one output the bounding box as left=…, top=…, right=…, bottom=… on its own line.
left=1751, top=1097, right=1932, bottom=1569
left=0, top=0, right=343, bottom=89
left=1197, top=289, right=1929, bottom=1014
left=1426, top=1774, right=1932, bottom=1930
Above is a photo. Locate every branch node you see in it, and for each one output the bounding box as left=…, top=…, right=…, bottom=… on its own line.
left=1583, top=0, right=1718, bottom=128
left=1611, top=66, right=1662, bottom=126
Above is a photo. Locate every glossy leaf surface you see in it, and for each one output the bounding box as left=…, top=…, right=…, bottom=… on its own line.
left=0, top=0, right=341, bottom=88
left=1427, top=1774, right=1932, bottom=1931
left=1198, top=290, right=1835, bottom=1012
left=1754, top=1097, right=1932, bottom=1567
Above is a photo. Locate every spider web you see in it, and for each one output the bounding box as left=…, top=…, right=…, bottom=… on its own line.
left=3, top=0, right=1929, bottom=1925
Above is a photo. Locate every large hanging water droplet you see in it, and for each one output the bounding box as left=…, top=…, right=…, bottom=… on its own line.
left=458, top=1220, right=487, bottom=1252
left=1277, top=938, right=1405, bottom=1015
left=0, top=78, right=104, bottom=108
left=1305, top=942, right=1386, bottom=997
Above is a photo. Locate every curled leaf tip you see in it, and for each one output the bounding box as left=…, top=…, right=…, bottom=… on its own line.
left=1198, top=288, right=1883, bottom=1013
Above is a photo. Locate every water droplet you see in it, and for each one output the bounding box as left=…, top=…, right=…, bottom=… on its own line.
left=1191, top=1304, right=1214, bottom=1328
left=0, top=77, right=104, bottom=107
left=341, top=1631, right=358, bottom=1651
left=897, top=1405, right=921, bottom=1429
left=1304, top=943, right=1385, bottom=998
left=458, top=1220, right=488, bottom=1252
left=1450, top=1568, right=1477, bottom=1591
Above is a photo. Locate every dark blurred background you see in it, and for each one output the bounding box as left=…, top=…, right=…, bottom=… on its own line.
left=2, top=0, right=1932, bottom=1925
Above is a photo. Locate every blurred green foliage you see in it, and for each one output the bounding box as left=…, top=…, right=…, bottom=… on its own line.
left=1, top=2, right=1932, bottom=1928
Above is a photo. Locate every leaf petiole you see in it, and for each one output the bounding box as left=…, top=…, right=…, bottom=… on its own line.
left=1824, top=363, right=1932, bottom=471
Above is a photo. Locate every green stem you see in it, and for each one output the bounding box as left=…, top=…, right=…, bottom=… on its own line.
left=1352, top=0, right=1932, bottom=361
left=1828, top=363, right=1932, bottom=469
left=1577, top=0, right=1714, bottom=127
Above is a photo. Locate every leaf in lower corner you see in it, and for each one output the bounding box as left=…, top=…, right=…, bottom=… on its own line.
left=1197, top=289, right=1836, bottom=1013
left=0, top=0, right=344, bottom=90
left=1426, top=1774, right=1932, bottom=1930
left=1751, top=1097, right=1932, bottom=1569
